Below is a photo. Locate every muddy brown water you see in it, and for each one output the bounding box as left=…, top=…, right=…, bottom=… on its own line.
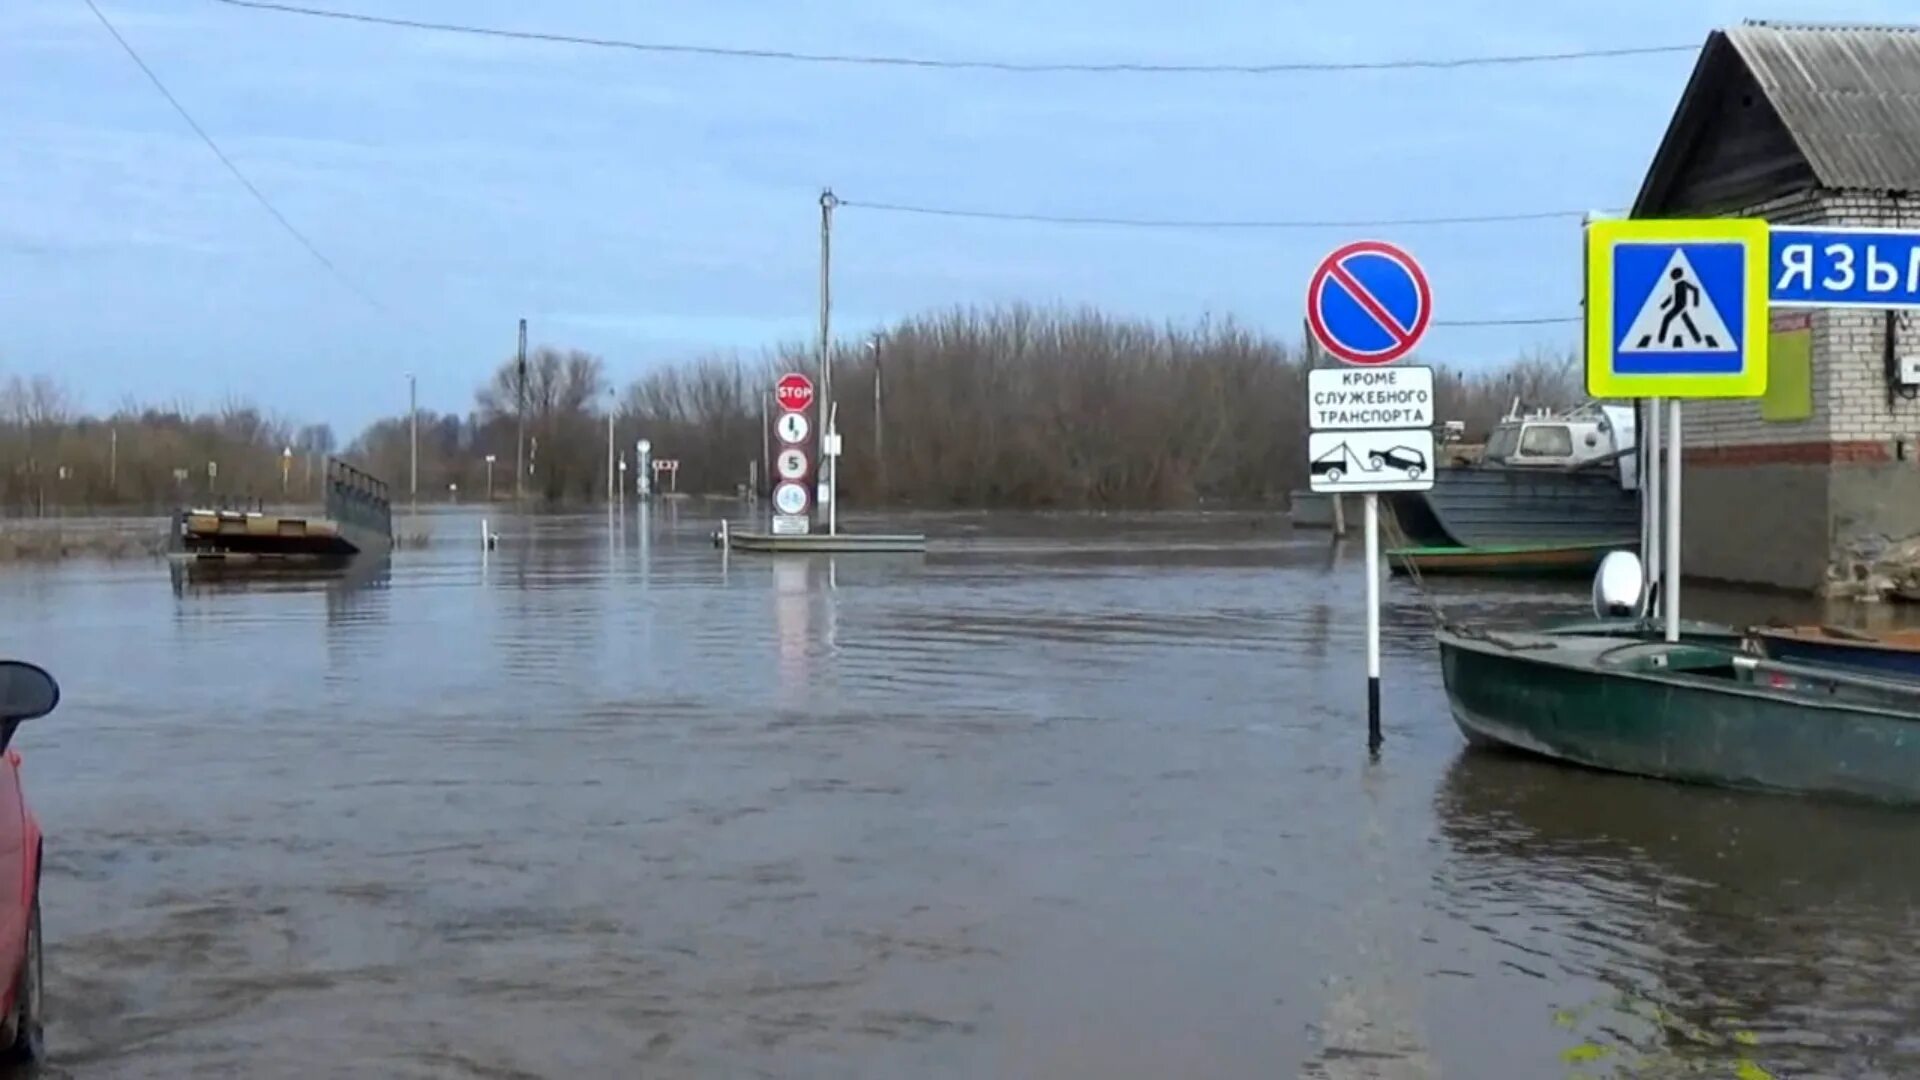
left=2, top=508, right=1918, bottom=1078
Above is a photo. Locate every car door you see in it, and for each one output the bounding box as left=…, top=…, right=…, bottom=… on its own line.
left=0, top=748, right=28, bottom=1013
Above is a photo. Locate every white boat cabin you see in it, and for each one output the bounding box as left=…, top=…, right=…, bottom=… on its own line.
left=1478, top=402, right=1638, bottom=488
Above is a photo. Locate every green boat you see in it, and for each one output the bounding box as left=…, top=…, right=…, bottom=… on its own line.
left=1438, top=625, right=1920, bottom=804
left=1387, top=540, right=1629, bottom=578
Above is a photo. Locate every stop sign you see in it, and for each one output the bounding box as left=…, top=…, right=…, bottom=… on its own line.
left=775, top=373, right=815, bottom=413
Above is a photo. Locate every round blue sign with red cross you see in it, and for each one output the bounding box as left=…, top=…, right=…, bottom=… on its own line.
left=1305, top=240, right=1433, bottom=365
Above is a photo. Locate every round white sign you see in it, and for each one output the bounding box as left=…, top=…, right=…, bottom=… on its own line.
left=772, top=481, right=809, bottom=515
left=776, top=448, right=809, bottom=480
left=776, top=411, right=810, bottom=445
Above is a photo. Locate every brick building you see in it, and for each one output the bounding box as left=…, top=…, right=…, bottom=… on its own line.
left=1632, top=21, right=1920, bottom=592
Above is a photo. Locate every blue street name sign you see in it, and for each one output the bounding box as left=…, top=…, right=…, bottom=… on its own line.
left=1771, top=226, right=1920, bottom=309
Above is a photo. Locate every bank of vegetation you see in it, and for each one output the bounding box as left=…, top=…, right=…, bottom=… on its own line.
left=2, top=306, right=1580, bottom=515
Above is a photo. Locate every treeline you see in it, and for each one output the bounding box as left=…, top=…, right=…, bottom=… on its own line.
left=1, top=306, right=1580, bottom=513
left=0, top=374, right=336, bottom=514
left=387, top=306, right=1577, bottom=508
left=608, top=306, right=1580, bottom=507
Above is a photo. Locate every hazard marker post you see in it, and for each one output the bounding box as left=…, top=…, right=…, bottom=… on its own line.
left=1305, top=239, right=1435, bottom=754
left=1586, top=218, right=1770, bottom=643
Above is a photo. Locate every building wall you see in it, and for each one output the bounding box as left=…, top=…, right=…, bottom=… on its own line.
left=1682, top=190, right=1829, bottom=448
left=1681, top=188, right=1920, bottom=590
left=1681, top=462, right=1832, bottom=590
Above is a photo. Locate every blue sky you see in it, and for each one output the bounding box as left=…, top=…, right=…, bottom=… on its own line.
left=3, top=1, right=1912, bottom=434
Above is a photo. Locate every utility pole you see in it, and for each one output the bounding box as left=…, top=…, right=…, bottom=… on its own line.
left=606, top=388, right=616, bottom=504
left=759, top=391, right=770, bottom=498
left=870, top=334, right=884, bottom=499
left=515, top=317, right=528, bottom=504
left=818, top=188, right=837, bottom=533
left=408, top=371, right=418, bottom=515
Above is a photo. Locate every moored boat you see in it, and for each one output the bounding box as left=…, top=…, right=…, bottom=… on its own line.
left=1748, top=625, right=1920, bottom=678
left=1386, top=401, right=1638, bottom=552
left=1439, top=624, right=1920, bottom=804
left=1387, top=540, right=1630, bottom=577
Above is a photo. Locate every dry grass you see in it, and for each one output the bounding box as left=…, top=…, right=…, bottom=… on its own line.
left=0, top=520, right=169, bottom=562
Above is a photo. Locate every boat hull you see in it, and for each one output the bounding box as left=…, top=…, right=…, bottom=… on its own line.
left=1439, top=628, right=1920, bottom=803
left=1387, top=541, right=1628, bottom=577
left=1386, top=466, right=1637, bottom=549
left=1751, top=626, right=1920, bottom=679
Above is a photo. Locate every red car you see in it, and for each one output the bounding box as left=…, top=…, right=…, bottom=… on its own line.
left=0, top=661, right=54, bottom=1065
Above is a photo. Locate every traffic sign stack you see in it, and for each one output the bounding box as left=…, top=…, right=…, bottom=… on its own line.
left=1303, top=239, right=1438, bottom=754
left=771, top=374, right=814, bottom=535
left=1303, top=240, right=1437, bottom=498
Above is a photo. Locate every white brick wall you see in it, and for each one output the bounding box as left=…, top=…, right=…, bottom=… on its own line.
left=1681, top=189, right=1920, bottom=449
left=1684, top=190, right=1827, bottom=448
left=1818, top=193, right=1920, bottom=443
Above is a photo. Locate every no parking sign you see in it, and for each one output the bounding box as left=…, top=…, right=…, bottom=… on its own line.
left=1305, top=240, right=1432, bottom=365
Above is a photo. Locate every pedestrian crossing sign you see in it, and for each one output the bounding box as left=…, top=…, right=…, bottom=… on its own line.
left=1586, top=218, right=1769, bottom=398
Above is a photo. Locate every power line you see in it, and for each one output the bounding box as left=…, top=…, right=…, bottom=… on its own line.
left=840, top=197, right=1597, bottom=229
left=210, top=0, right=1694, bottom=75
left=838, top=198, right=1586, bottom=325
left=84, top=0, right=387, bottom=312
left=1434, top=315, right=1581, bottom=326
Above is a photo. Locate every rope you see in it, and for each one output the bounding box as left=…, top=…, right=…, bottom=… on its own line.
left=1378, top=497, right=1453, bottom=628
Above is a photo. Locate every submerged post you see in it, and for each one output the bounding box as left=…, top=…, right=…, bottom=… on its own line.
left=1364, top=492, right=1382, bottom=753
left=515, top=318, right=527, bottom=504
left=1665, top=400, right=1682, bottom=643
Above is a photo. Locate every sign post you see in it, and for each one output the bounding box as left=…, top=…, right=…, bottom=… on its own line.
left=1586, top=218, right=1770, bottom=642
left=772, top=374, right=815, bottom=536
left=1304, top=239, right=1435, bottom=753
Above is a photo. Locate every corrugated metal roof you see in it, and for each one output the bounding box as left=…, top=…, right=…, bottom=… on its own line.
left=1726, top=21, right=1920, bottom=191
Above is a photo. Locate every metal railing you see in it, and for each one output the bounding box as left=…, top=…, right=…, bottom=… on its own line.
left=325, top=458, right=392, bottom=539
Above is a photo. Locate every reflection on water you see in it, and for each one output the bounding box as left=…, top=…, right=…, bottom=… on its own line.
left=1435, top=751, right=1920, bottom=1077
left=0, top=509, right=1913, bottom=1077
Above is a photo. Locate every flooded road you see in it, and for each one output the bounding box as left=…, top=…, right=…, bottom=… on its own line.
left=3, top=509, right=1919, bottom=1078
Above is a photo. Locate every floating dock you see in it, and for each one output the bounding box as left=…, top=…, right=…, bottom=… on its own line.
left=171, top=459, right=393, bottom=561
left=720, top=522, right=926, bottom=554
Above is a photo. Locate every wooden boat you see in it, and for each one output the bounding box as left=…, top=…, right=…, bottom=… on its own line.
left=1748, top=625, right=1920, bottom=679
left=1438, top=624, right=1920, bottom=804
left=1387, top=540, right=1629, bottom=577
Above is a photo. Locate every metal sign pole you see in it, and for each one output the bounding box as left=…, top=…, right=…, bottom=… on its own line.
left=1364, top=492, right=1382, bottom=753
left=1644, top=396, right=1662, bottom=617
left=1665, top=400, right=1683, bottom=643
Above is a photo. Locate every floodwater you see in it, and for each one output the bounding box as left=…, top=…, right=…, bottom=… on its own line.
left=2, top=508, right=1919, bottom=1078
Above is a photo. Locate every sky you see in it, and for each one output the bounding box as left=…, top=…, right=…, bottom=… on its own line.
left=4, top=0, right=1915, bottom=436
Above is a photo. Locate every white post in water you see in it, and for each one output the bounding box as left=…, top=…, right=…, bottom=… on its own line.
left=1644, top=397, right=1662, bottom=618
left=1665, top=400, right=1683, bottom=643
left=1364, top=492, right=1382, bottom=752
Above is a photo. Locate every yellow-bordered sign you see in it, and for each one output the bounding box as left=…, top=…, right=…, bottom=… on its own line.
left=1585, top=218, right=1769, bottom=399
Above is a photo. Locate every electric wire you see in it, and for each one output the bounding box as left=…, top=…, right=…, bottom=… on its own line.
left=85, top=0, right=389, bottom=313
left=209, top=0, right=1694, bottom=76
